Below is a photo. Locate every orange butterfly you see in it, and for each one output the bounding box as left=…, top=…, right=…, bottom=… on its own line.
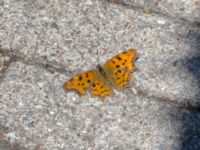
left=63, top=49, right=138, bottom=98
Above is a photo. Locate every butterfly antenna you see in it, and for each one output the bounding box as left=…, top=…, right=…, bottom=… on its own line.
left=97, top=48, right=100, bottom=64
left=96, top=0, right=101, bottom=65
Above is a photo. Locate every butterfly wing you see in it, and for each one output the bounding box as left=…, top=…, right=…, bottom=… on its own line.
left=111, top=69, right=132, bottom=90
left=90, top=79, right=113, bottom=98
left=104, top=49, right=137, bottom=72
left=103, top=49, right=138, bottom=90
left=63, top=70, right=113, bottom=98
left=63, top=70, right=97, bottom=95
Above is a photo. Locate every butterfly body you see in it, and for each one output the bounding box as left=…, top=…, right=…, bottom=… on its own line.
left=96, top=64, right=113, bottom=86
left=63, top=49, right=138, bottom=98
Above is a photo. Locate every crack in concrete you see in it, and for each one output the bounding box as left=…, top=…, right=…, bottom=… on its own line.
left=0, top=47, right=70, bottom=77
left=135, top=88, right=200, bottom=113
left=106, top=0, right=200, bottom=29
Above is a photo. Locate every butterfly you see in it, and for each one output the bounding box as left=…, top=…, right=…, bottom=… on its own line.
left=63, top=49, right=138, bottom=98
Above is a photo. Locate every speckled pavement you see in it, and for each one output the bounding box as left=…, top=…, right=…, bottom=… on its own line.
left=0, top=0, right=200, bottom=150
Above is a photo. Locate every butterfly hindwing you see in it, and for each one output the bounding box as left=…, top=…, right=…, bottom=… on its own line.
left=90, top=79, right=113, bottom=98
left=111, top=69, right=132, bottom=90
left=63, top=70, right=97, bottom=95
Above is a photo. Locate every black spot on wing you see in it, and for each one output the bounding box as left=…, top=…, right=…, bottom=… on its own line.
left=116, top=65, right=120, bottom=68
left=111, top=60, right=115, bottom=64
left=79, top=76, right=82, bottom=81
left=117, top=70, right=122, bottom=73
left=86, top=73, right=89, bottom=78
left=93, top=83, right=96, bottom=87
left=117, top=56, right=122, bottom=60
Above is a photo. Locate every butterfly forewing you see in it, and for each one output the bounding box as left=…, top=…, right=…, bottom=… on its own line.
left=90, top=79, right=113, bottom=98
left=103, top=49, right=137, bottom=72
left=103, top=49, right=137, bottom=90
left=63, top=70, right=97, bottom=95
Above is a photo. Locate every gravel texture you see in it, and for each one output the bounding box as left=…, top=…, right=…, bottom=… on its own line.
left=110, top=0, right=200, bottom=23
left=0, top=0, right=200, bottom=150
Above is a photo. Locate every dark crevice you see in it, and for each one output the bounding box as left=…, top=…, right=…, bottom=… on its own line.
left=180, top=23, right=200, bottom=150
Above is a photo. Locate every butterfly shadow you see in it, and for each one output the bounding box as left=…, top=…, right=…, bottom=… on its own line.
left=178, top=22, right=200, bottom=150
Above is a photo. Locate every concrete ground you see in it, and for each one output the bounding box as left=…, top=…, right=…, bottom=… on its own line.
left=0, top=0, right=200, bottom=149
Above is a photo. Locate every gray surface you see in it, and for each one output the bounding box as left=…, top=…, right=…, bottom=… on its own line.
left=0, top=0, right=200, bottom=150
left=110, top=0, right=200, bottom=23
